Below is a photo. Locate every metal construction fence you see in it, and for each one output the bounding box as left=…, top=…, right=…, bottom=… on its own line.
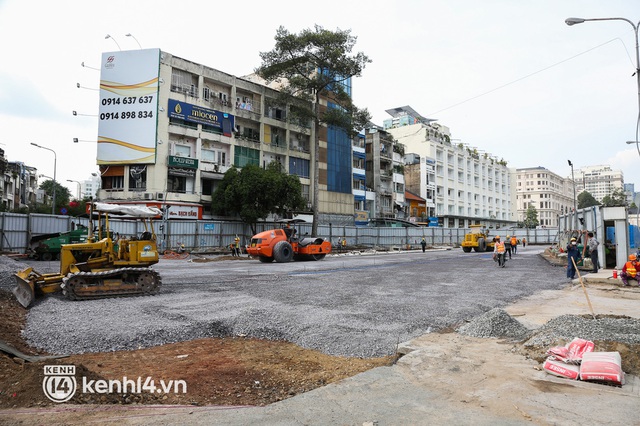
left=0, top=212, right=560, bottom=254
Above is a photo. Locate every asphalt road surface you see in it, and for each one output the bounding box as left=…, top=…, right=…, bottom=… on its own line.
left=22, top=246, right=567, bottom=357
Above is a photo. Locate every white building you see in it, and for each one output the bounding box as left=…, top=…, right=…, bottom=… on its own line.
left=384, top=106, right=512, bottom=228
left=515, top=167, right=574, bottom=228
left=82, top=174, right=102, bottom=199
left=575, top=165, right=624, bottom=202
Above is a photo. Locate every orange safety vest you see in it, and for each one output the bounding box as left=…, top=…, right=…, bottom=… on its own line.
left=510, top=237, right=517, bottom=246
left=495, top=241, right=505, bottom=253
left=624, top=261, right=637, bottom=278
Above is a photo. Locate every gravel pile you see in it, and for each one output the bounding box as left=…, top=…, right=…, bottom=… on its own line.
left=456, top=308, right=531, bottom=340
left=0, top=256, right=31, bottom=290
left=456, top=308, right=640, bottom=348
left=523, top=314, right=640, bottom=348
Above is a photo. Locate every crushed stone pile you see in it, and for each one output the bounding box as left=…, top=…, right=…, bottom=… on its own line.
left=523, top=314, right=640, bottom=348
left=456, top=308, right=531, bottom=340
left=457, top=308, right=640, bottom=350
left=0, top=256, right=31, bottom=290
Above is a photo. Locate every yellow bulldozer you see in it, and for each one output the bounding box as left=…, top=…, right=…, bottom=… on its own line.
left=13, top=202, right=163, bottom=308
left=460, top=225, right=496, bottom=253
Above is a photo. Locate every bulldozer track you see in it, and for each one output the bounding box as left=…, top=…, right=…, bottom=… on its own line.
left=61, top=267, right=161, bottom=301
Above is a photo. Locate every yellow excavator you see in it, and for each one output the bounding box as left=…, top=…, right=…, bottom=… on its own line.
left=13, top=202, right=163, bottom=308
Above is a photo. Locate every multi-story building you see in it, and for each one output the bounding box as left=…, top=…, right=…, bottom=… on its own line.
left=515, top=167, right=574, bottom=228
left=95, top=49, right=354, bottom=223
left=575, top=165, right=624, bottom=202
left=364, top=126, right=405, bottom=219
left=0, top=149, right=38, bottom=211
left=404, top=152, right=436, bottom=220
left=82, top=174, right=102, bottom=199
left=384, top=106, right=512, bottom=228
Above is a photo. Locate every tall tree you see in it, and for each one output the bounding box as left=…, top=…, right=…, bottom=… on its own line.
left=39, top=179, right=71, bottom=214
left=211, top=163, right=306, bottom=235
left=601, top=187, right=628, bottom=207
left=257, top=25, right=372, bottom=235
left=523, top=205, right=539, bottom=229
left=577, top=190, right=600, bottom=209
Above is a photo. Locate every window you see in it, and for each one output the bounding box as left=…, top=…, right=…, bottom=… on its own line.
left=202, top=149, right=215, bottom=162
left=234, top=146, right=259, bottom=167
left=201, top=178, right=213, bottom=196
left=128, top=166, right=146, bottom=191
left=174, top=144, right=191, bottom=157
left=169, top=176, right=186, bottom=193
left=289, top=157, right=310, bottom=178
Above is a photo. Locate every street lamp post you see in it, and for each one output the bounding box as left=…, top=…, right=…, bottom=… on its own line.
left=568, top=160, right=578, bottom=231
left=105, top=34, right=121, bottom=51
left=67, top=179, right=81, bottom=200
left=125, top=33, right=142, bottom=49
left=566, top=16, right=640, bottom=155
left=31, top=143, right=57, bottom=215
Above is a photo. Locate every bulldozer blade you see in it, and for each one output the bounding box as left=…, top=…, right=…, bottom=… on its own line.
left=13, top=268, right=35, bottom=308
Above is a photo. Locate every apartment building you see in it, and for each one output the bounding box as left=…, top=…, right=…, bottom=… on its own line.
left=574, top=165, right=624, bottom=202
left=0, top=149, right=38, bottom=211
left=95, top=49, right=354, bottom=222
left=384, top=106, right=512, bottom=228
left=364, top=126, right=405, bottom=219
left=515, top=167, right=574, bottom=228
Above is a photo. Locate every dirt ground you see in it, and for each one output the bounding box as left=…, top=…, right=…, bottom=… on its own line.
left=0, top=290, right=392, bottom=409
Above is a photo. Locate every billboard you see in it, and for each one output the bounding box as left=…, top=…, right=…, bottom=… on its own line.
left=97, top=49, right=161, bottom=165
left=168, top=99, right=234, bottom=136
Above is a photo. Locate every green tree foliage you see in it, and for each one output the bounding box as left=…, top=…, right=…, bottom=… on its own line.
left=257, top=25, right=371, bottom=234
left=39, top=179, right=71, bottom=213
left=211, top=163, right=306, bottom=235
left=577, top=191, right=600, bottom=209
left=601, top=188, right=628, bottom=207
left=523, top=205, right=539, bottom=228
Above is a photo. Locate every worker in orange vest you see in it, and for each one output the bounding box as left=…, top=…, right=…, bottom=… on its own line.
left=493, top=236, right=506, bottom=267
left=621, top=254, right=639, bottom=287
left=510, top=235, right=518, bottom=255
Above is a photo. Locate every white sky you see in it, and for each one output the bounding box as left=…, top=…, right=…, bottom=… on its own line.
left=1, top=0, right=639, bottom=197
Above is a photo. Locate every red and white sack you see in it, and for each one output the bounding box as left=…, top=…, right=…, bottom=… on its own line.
left=546, top=346, right=571, bottom=363
left=579, top=352, right=625, bottom=386
left=566, top=338, right=594, bottom=362
left=546, top=338, right=594, bottom=364
left=543, top=358, right=580, bottom=380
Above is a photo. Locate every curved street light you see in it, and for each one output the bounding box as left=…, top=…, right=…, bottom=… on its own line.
left=125, top=33, right=142, bottom=49
left=566, top=16, right=640, bottom=156
left=31, top=143, right=57, bottom=215
left=67, top=179, right=81, bottom=200
left=105, top=34, right=122, bottom=51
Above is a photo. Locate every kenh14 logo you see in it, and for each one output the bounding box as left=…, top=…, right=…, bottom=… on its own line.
left=42, top=365, right=77, bottom=403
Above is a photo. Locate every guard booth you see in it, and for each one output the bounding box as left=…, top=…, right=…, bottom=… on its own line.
left=559, top=206, right=629, bottom=270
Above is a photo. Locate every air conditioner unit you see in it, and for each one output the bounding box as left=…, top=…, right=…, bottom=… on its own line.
left=157, top=192, right=165, bottom=200
left=143, top=193, right=152, bottom=200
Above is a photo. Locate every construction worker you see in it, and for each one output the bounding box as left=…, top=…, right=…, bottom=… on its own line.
left=621, top=254, right=639, bottom=287
left=234, top=235, right=241, bottom=257
left=493, top=236, right=506, bottom=267
left=504, top=235, right=513, bottom=259
left=510, top=235, right=518, bottom=255
left=420, top=237, right=427, bottom=253
left=566, top=238, right=580, bottom=280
